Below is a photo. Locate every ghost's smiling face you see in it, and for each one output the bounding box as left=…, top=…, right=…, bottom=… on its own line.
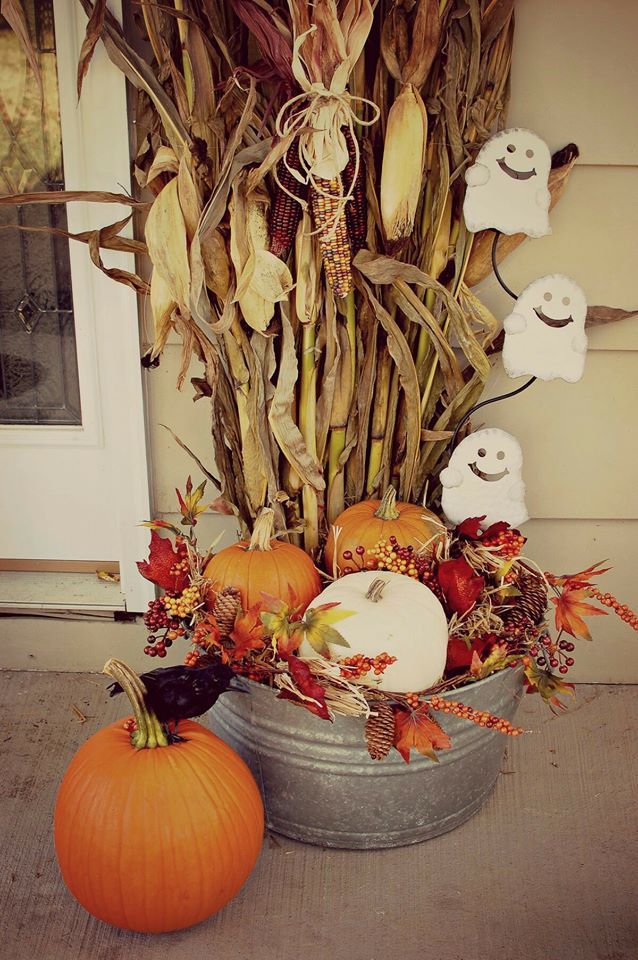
left=478, top=129, right=551, bottom=187
left=451, top=429, right=523, bottom=488
left=523, top=276, right=587, bottom=331
left=468, top=446, right=509, bottom=482
left=534, top=287, right=574, bottom=328
left=497, top=140, right=537, bottom=180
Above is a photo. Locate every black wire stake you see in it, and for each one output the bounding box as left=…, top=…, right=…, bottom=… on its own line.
left=448, top=232, right=533, bottom=449
left=491, top=229, right=519, bottom=300
left=450, top=375, right=537, bottom=450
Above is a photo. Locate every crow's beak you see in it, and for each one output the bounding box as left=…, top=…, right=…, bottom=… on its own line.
left=229, top=678, right=250, bottom=694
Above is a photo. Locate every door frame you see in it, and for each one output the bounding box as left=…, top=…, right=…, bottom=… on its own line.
left=0, top=0, right=154, bottom=610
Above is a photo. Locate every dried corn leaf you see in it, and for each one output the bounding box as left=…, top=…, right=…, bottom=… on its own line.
left=403, top=0, right=441, bottom=87
left=586, top=305, right=638, bottom=327
left=295, top=211, right=320, bottom=325
left=150, top=269, right=176, bottom=357
left=230, top=178, right=293, bottom=333
left=361, top=281, right=420, bottom=497
left=355, top=250, right=489, bottom=380
left=75, top=0, right=189, bottom=153
left=270, top=308, right=325, bottom=492
left=0, top=189, right=148, bottom=209
left=145, top=178, right=190, bottom=315
left=77, top=0, right=107, bottom=98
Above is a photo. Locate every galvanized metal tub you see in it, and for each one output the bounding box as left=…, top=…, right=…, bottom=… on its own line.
left=209, top=666, right=524, bottom=849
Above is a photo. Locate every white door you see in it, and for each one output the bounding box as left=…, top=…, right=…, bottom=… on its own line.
left=0, top=0, right=153, bottom=610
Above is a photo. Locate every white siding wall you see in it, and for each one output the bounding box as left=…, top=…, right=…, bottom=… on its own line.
left=144, top=0, right=638, bottom=681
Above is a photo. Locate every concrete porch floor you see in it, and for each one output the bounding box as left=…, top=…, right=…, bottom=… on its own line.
left=0, top=671, right=636, bottom=960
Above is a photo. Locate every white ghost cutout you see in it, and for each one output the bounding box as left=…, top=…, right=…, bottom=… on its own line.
left=463, top=128, right=551, bottom=238
left=503, top=274, right=588, bottom=383
left=440, top=428, right=528, bottom=530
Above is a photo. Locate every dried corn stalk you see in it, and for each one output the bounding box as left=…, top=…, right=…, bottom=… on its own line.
left=3, top=0, right=628, bottom=552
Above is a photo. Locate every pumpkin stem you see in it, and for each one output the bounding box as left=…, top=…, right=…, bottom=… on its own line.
left=365, top=577, right=389, bottom=602
left=247, top=507, right=275, bottom=551
left=374, top=485, right=400, bottom=521
left=103, top=658, right=169, bottom=750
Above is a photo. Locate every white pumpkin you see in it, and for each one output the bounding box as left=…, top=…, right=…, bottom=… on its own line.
left=300, top=570, right=448, bottom=692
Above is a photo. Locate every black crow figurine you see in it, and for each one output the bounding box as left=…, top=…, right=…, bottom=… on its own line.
left=108, top=663, right=244, bottom=738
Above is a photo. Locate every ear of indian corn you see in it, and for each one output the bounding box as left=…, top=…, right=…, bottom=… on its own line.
left=270, top=140, right=308, bottom=259
left=380, top=83, right=427, bottom=247
left=311, top=176, right=354, bottom=299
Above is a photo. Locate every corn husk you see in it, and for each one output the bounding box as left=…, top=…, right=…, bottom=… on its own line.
left=380, top=84, right=427, bottom=246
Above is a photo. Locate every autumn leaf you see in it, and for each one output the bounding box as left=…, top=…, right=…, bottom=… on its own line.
left=277, top=656, right=330, bottom=720
left=437, top=556, right=485, bottom=616
left=551, top=588, right=607, bottom=640
left=229, top=603, right=266, bottom=660
left=301, top=604, right=353, bottom=657
left=137, top=530, right=189, bottom=593
left=524, top=663, right=575, bottom=714
left=260, top=603, right=303, bottom=660
left=176, top=475, right=213, bottom=527
left=456, top=517, right=511, bottom=541
left=445, top=633, right=495, bottom=673
left=393, top=705, right=452, bottom=764
left=470, top=641, right=516, bottom=680
left=192, top=613, right=223, bottom=653
left=140, top=518, right=183, bottom=537
left=548, top=560, right=612, bottom=591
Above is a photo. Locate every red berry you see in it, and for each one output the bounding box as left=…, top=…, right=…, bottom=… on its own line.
left=559, top=665, right=569, bottom=674
left=549, top=657, right=559, bottom=668
left=565, top=657, right=574, bottom=667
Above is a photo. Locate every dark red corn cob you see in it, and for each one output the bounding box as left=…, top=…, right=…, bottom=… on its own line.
left=270, top=140, right=308, bottom=259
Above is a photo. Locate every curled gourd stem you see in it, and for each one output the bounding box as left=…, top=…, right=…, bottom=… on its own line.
left=103, top=658, right=169, bottom=750
left=374, top=485, right=400, bottom=521
left=365, top=578, right=388, bottom=603
left=247, top=507, right=275, bottom=552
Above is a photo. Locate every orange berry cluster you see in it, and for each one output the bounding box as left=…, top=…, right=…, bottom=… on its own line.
left=589, top=588, right=638, bottom=631
left=184, top=650, right=202, bottom=667
left=482, top=528, right=526, bottom=560
left=405, top=692, right=420, bottom=709
left=428, top=694, right=525, bottom=736
left=339, top=652, right=397, bottom=679
left=122, top=717, right=137, bottom=734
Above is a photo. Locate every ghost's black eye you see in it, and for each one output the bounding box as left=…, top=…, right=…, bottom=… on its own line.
left=506, top=144, right=516, bottom=153
left=525, top=149, right=534, bottom=158
left=497, top=451, right=505, bottom=460
left=478, top=448, right=486, bottom=457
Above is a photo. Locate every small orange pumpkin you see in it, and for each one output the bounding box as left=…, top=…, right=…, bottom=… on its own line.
left=54, top=660, right=264, bottom=933
left=204, top=507, right=322, bottom=612
left=324, top=485, right=445, bottom=576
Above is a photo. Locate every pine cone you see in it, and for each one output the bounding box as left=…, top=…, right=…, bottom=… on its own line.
left=212, top=586, right=241, bottom=636
left=365, top=703, right=396, bottom=761
left=517, top=572, right=548, bottom=625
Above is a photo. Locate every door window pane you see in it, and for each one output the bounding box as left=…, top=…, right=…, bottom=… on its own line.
left=0, top=0, right=81, bottom=425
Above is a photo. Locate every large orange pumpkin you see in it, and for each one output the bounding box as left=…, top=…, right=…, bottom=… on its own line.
left=54, top=660, right=264, bottom=934
left=324, top=485, right=445, bottom=576
left=204, top=506, right=321, bottom=612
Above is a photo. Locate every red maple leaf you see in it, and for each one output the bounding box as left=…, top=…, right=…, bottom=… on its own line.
left=445, top=632, right=496, bottom=673
left=137, top=530, right=189, bottom=593
left=229, top=603, right=266, bottom=660
left=276, top=656, right=330, bottom=721
left=437, top=556, right=485, bottom=616
left=551, top=588, right=607, bottom=640
left=393, top=704, right=452, bottom=764
left=456, top=518, right=511, bottom=541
